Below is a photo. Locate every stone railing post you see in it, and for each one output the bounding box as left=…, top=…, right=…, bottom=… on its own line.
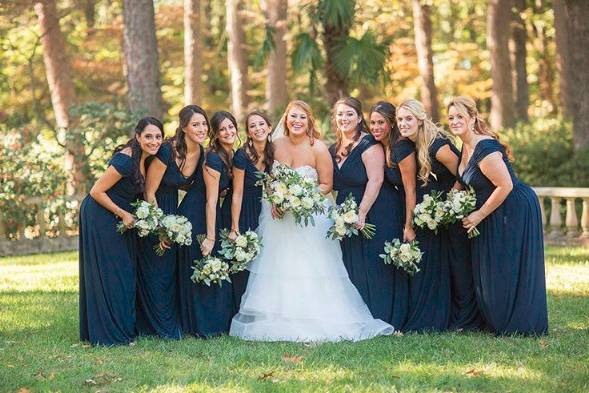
left=565, top=198, right=579, bottom=237
left=37, top=204, right=46, bottom=239
left=582, top=198, right=589, bottom=238
left=549, top=197, right=563, bottom=237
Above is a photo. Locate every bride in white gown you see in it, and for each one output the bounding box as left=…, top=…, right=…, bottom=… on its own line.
left=229, top=100, right=394, bottom=342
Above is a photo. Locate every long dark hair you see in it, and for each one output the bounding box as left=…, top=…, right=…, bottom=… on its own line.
left=370, top=101, right=400, bottom=168
left=243, top=110, right=275, bottom=170
left=208, top=111, right=238, bottom=175
left=114, top=116, right=164, bottom=190
left=332, top=97, right=368, bottom=163
left=171, top=105, right=209, bottom=171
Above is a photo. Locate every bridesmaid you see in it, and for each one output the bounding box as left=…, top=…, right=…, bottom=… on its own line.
left=329, top=97, right=393, bottom=321
left=368, top=101, right=413, bottom=329
left=229, top=111, right=274, bottom=310
left=79, top=117, right=164, bottom=346
left=178, top=110, right=237, bottom=337
left=448, top=96, right=548, bottom=335
left=395, top=99, right=452, bottom=332
left=136, top=105, right=206, bottom=340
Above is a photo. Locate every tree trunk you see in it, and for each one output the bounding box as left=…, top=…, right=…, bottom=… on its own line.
left=510, top=0, right=529, bottom=122
left=412, top=0, right=439, bottom=122
left=263, top=0, right=288, bottom=117
left=554, top=0, right=573, bottom=118
left=84, top=0, right=95, bottom=34
left=34, top=0, right=86, bottom=195
left=184, top=0, right=202, bottom=105
left=322, top=24, right=349, bottom=107
left=565, top=0, right=589, bottom=149
left=122, top=0, right=164, bottom=120
left=487, top=0, right=515, bottom=130
left=226, top=0, right=248, bottom=123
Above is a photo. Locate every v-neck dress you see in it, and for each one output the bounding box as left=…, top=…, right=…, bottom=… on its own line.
left=458, top=139, right=547, bottom=335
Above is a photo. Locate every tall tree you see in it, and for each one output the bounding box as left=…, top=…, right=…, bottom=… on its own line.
left=263, top=0, right=288, bottom=117
left=510, top=0, right=529, bottom=122
left=564, top=0, right=589, bottom=149
left=554, top=0, right=572, bottom=118
left=34, top=0, right=85, bottom=195
left=531, top=1, right=556, bottom=112
left=184, top=0, right=202, bottom=105
left=226, top=0, right=248, bottom=123
left=412, top=0, right=439, bottom=122
left=487, top=0, right=515, bottom=129
left=122, top=0, right=163, bottom=120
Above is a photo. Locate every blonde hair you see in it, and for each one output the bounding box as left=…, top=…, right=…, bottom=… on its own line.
left=398, top=99, right=453, bottom=185
left=447, top=96, right=513, bottom=160
left=282, top=100, right=321, bottom=145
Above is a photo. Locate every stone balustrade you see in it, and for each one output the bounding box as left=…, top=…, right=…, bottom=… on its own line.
left=1, top=188, right=587, bottom=256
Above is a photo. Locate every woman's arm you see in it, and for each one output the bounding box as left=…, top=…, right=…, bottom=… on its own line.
left=144, top=157, right=167, bottom=205
left=313, top=141, right=334, bottom=195
left=89, top=166, right=134, bottom=227
left=399, top=152, right=417, bottom=241
left=357, top=144, right=385, bottom=229
left=230, top=167, right=245, bottom=236
left=462, top=152, right=513, bottom=232
left=435, top=145, right=463, bottom=190
left=202, top=166, right=221, bottom=256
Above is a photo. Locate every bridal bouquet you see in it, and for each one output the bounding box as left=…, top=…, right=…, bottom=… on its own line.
left=380, top=239, right=423, bottom=276
left=413, top=191, right=445, bottom=233
left=218, top=229, right=262, bottom=273
left=442, top=188, right=480, bottom=238
left=191, top=255, right=231, bottom=286
left=256, top=162, right=326, bottom=226
left=326, top=193, right=376, bottom=240
left=116, top=200, right=163, bottom=237
left=152, top=214, right=193, bottom=256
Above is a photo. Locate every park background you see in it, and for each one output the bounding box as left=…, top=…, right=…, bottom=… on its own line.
left=0, top=1, right=588, bottom=392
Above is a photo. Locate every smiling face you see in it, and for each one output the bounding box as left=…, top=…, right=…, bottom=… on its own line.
left=447, top=105, right=473, bottom=136
left=396, top=107, right=419, bottom=140
left=217, top=117, right=237, bottom=147
left=369, top=111, right=391, bottom=142
left=335, top=103, right=360, bottom=134
left=247, top=114, right=271, bottom=143
left=183, top=113, right=208, bottom=144
left=136, top=124, right=163, bottom=155
left=286, top=105, right=309, bottom=136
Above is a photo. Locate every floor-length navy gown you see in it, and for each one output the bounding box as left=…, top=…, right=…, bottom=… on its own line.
left=136, top=143, right=202, bottom=339
left=79, top=152, right=141, bottom=346
left=330, top=135, right=394, bottom=323
left=231, top=148, right=266, bottom=311
left=381, top=138, right=414, bottom=329
left=459, top=139, right=548, bottom=335
left=176, top=149, right=234, bottom=337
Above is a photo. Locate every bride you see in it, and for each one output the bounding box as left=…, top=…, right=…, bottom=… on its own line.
left=229, top=100, right=394, bottom=342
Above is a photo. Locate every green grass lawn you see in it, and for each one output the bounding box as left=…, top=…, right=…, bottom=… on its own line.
left=0, top=247, right=588, bottom=393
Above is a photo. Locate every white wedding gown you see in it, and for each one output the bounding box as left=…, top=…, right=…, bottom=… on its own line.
left=229, top=164, right=394, bottom=342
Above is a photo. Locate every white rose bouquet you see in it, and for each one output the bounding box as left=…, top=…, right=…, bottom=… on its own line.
left=191, top=255, right=231, bottom=286
left=380, top=239, right=423, bottom=276
left=152, top=214, right=193, bottom=256
left=413, top=191, right=445, bottom=233
left=326, top=193, right=376, bottom=240
left=256, top=162, right=326, bottom=226
left=442, top=188, right=480, bottom=238
left=116, top=200, right=163, bottom=237
left=218, top=229, right=262, bottom=273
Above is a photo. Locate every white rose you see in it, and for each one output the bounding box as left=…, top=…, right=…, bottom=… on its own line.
left=335, top=224, right=347, bottom=236
left=136, top=206, right=150, bottom=219
left=274, top=182, right=288, bottom=195
left=289, top=184, right=304, bottom=196
left=343, top=210, right=358, bottom=224
left=301, top=197, right=314, bottom=209
left=235, top=249, right=247, bottom=261
left=289, top=196, right=301, bottom=208
left=335, top=216, right=345, bottom=226
left=235, top=235, right=247, bottom=248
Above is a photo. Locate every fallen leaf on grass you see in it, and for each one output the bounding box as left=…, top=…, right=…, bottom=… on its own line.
left=282, top=353, right=303, bottom=364
left=84, top=373, right=122, bottom=386
left=465, top=368, right=483, bottom=377
left=539, top=339, right=550, bottom=349
left=17, top=388, right=31, bottom=393
left=258, top=371, right=275, bottom=381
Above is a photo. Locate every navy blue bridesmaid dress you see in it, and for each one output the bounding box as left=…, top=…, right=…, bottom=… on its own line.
left=381, top=138, right=415, bottom=329
left=79, top=152, right=141, bottom=346
left=176, top=149, right=234, bottom=337
left=330, top=134, right=397, bottom=324
left=135, top=143, right=202, bottom=339
left=459, top=139, right=548, bottom=335
left=403, top=137, right=453, bottom=332
left=231, top=148, right=266, bottom=310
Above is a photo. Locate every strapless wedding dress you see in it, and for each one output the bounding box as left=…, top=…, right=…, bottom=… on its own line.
left=229, top=163, right=394, bottom=342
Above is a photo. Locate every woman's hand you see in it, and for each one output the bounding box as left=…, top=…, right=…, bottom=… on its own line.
left=355, top=212, right=366, bottom=231
left=158, top=237, right=171, bottom=251
left=403, top=225, right=416, bottom=242
left=271, top=204, right=284, bottom=220
left=200, top=238, right=215, bottom=256
left=121, top=211, right=135, bottom=229
left=462, top=210, right=484, bottom=233
left=228, top=229, right=239, bottom=241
